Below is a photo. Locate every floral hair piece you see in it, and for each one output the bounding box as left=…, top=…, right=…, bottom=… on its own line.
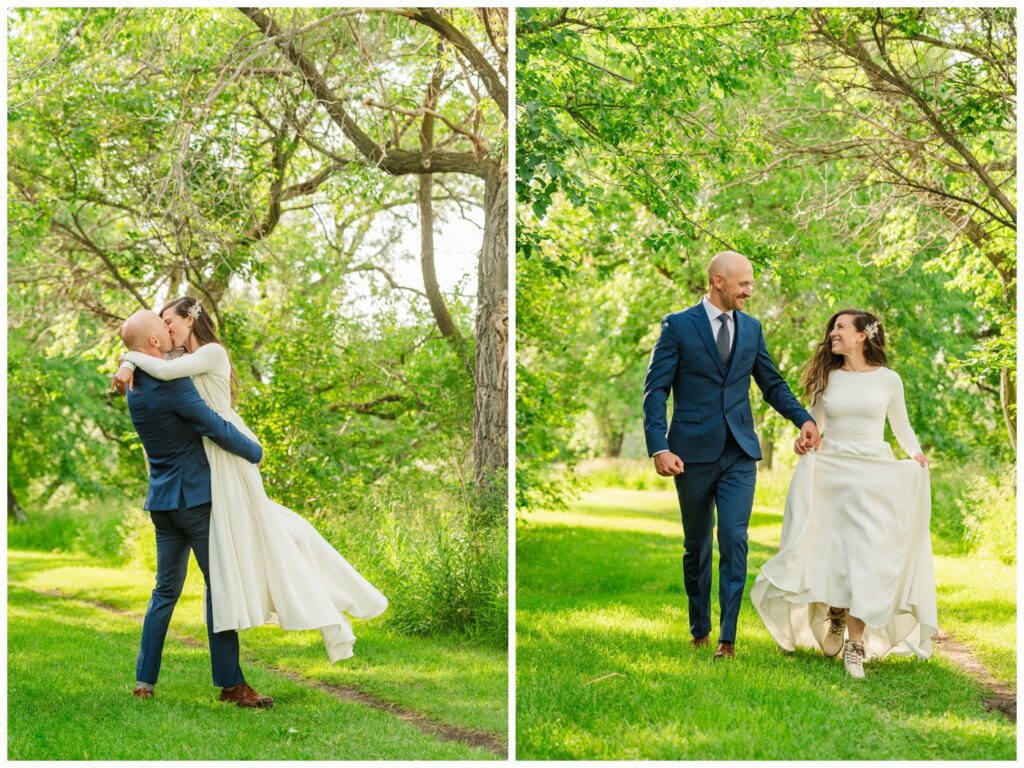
left=187, top=301, right=202, bottom=320
left=864, top=320, right=880, bottom=340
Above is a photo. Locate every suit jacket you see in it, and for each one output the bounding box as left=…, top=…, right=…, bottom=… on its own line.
left=126, top=369, right=263, bottom=511
left=642, top=303, right=811, bottom=462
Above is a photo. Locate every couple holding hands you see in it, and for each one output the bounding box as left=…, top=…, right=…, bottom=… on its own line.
left=643, top=250, right=937, bottom=679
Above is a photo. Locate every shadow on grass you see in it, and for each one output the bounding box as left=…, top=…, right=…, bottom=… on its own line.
left=517, top=591, right=1013, bottom=760
left=8, top=586, right=492, bottom=760
left=516, top=496, right=1015, bottom=760
left=517, top=523, right=778, bottom=606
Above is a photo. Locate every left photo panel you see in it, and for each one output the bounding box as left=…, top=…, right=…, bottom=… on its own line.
left=7, top=7, right=508, bottom=761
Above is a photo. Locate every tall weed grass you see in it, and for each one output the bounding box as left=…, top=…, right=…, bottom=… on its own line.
left=324, top=481, right=507, bottom=646
left=9, top=475, right=508, bottom=646
left=958, top=463, right=1016, bottom=565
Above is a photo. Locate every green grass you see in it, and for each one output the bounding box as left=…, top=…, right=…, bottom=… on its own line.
left=8, top=550, right=506, bottom=760
left=516, top=480, right=1016, bottom=760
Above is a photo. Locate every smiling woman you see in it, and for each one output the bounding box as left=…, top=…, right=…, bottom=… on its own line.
left=752, top=310, right=936, bottom=679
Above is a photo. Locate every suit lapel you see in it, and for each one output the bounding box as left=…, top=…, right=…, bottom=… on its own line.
left=688, top=304, right=723, bottom=371
left=726, top=311, right=748, bottom=373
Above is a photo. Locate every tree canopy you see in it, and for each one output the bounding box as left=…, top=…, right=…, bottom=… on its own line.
left=516, top=7, right=1015, bottom=510
left=8, top=7, right=508, bottom=639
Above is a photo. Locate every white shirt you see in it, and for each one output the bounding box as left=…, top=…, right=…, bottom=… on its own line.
left=702, top=296, right=734, bottom=353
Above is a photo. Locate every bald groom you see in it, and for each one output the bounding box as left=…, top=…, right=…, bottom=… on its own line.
left=642, top=251, right=819, bottom=658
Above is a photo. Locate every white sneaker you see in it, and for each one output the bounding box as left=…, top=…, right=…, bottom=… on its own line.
left=844, top=640, right=866, bottom=679
left=822, top=607, right=847, bottom=658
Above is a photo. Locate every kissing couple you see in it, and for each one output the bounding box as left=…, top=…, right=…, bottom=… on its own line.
left=116, top=297, right=388, bottom=706
left=643, top=251, right=937, bottom=679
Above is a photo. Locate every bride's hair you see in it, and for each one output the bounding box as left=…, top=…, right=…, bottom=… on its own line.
left=159, top=295, right=240, bottom=405
left=802, top=309, right=888, bottom=403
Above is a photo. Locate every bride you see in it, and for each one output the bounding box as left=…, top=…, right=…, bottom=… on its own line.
left=750, top=309, right=937, bottom=679
left=116, top=296, right=387, bottom=662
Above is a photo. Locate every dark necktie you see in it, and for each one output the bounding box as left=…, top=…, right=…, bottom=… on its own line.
left=716, top=314, right=731, bottom=365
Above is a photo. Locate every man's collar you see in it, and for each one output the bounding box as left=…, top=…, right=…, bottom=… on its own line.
left=702, top=295, right=734, bottom=320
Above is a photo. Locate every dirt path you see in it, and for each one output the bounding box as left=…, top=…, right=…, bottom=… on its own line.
left=36, top=587, right=507, bottom=756
left=933, top=630, right=1016, bottom=722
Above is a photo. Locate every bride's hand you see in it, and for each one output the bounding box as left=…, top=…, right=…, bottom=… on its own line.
left=913, top=452, right=930, bottom=468
left=793, top=437, right=808, bottom=455
left=112, top=363, right=134, bottom=395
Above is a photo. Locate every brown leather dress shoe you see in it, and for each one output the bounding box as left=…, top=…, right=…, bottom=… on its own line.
left=220, top=683, right=274, bottom=709
left=714, top=641, right=735, bottom=659
left=690, top=634, right=710, bottom=649
left=133, top=687, right=153, bottom=699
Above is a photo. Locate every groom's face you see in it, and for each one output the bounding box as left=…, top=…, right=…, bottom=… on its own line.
left=152, top=320, right=174, bottom=354
left=716, top=264, right=754, bottom=311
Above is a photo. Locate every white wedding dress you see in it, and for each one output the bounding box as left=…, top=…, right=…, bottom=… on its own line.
left=125, top=343, right=388, bottom=662
left=750, top=367, right=937, bottom=660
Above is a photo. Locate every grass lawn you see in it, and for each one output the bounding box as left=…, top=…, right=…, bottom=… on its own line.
left=516, top=480, right=1016, bottom=760
left=8, top=550, right=506, bottom=760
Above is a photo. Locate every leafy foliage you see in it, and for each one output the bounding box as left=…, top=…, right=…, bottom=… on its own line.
left=8, top=7, right=506, bottom=642
left=515, top=7, right=1015, bottom=513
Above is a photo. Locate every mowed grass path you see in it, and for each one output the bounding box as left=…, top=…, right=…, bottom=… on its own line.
left=9, top=551, right=506, bottom=760
left=516, top=482, right=1016, bottom=760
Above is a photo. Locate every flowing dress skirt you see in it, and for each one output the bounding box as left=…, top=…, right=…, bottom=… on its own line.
left=202, top=414, right=388, bottom=662
left=750, top=438, right=937, bottom=660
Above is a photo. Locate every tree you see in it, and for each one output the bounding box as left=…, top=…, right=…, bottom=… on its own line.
left=8, top=7, right=508, bottom=509
left=515, top=7, right=1012, bottom=510
left=775, top=7, right=1016, bottom=446
left=239, top=8, right=508, bottom=489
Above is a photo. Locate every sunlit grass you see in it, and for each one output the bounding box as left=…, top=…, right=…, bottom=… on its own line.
left=516, top=482, right=1015, bottom=760
left=8, top=549, right=507, bottom=757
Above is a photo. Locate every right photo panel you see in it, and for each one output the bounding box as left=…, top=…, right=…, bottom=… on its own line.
left=515, top=6, right=1016, bottom=761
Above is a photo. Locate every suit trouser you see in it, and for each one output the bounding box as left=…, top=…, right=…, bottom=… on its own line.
left=135, top=496, right=245, bottom=688
left=673, top=430, right=757, bottom=644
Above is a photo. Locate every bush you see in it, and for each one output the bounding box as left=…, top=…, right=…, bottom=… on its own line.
left=7, top=500, right=129, bottom=560
left=929, top=464, right=973, bottom=554
left=117, top=505, right=158, bottom=570
left=325, top=479, right=507, bottom=647
left=574, top=458, right=674, bottom=492
left=959, top=463, right=1016, bottom=565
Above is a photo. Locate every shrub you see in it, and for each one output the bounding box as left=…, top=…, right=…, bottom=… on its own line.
left=574, top=458, right=674, bottom=492
left=325, top=479, right=507, bottom=647
left=117, top=505, right=158, bottom=570
left=7, top=500, right=128, bottom=560
left=959, top=463, right=1016, bottom=565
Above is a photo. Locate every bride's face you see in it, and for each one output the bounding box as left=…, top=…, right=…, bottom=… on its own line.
left=829, top=315, right=866, bottom=357
left=162, top=309, right=193, bottom=348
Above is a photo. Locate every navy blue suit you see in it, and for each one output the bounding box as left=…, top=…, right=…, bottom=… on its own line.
left=126, top=369, right=263, bottom=687
left=643, top=303, right=811, bottom=643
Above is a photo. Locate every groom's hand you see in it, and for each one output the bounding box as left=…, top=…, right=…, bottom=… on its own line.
left=653, top=452, right=684, bottom=476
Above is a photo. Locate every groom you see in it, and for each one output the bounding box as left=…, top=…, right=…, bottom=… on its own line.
left=643, top=251, right=819, bottom=658
left=120, top=309, right=274, bottom=707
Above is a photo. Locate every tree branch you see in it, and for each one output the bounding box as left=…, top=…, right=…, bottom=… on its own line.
left=387, top=8, right=508, bottom=119
left=238, top=7, right=494, bottom=178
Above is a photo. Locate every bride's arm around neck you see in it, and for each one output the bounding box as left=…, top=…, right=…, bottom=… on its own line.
left=124, top=342, right=228, bottom=381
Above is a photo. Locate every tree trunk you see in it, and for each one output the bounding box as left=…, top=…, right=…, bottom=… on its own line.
left=1001, top=368, right=1016, bottom=453
left=759, top=436, right=774, bottom=470
left=607, top=432, right=624, bottom=458
left=8, top=483, right=27, bottom=523
left=418, top=53, right=474, bottom=379
left=472, top=164, right=508, bottom=487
